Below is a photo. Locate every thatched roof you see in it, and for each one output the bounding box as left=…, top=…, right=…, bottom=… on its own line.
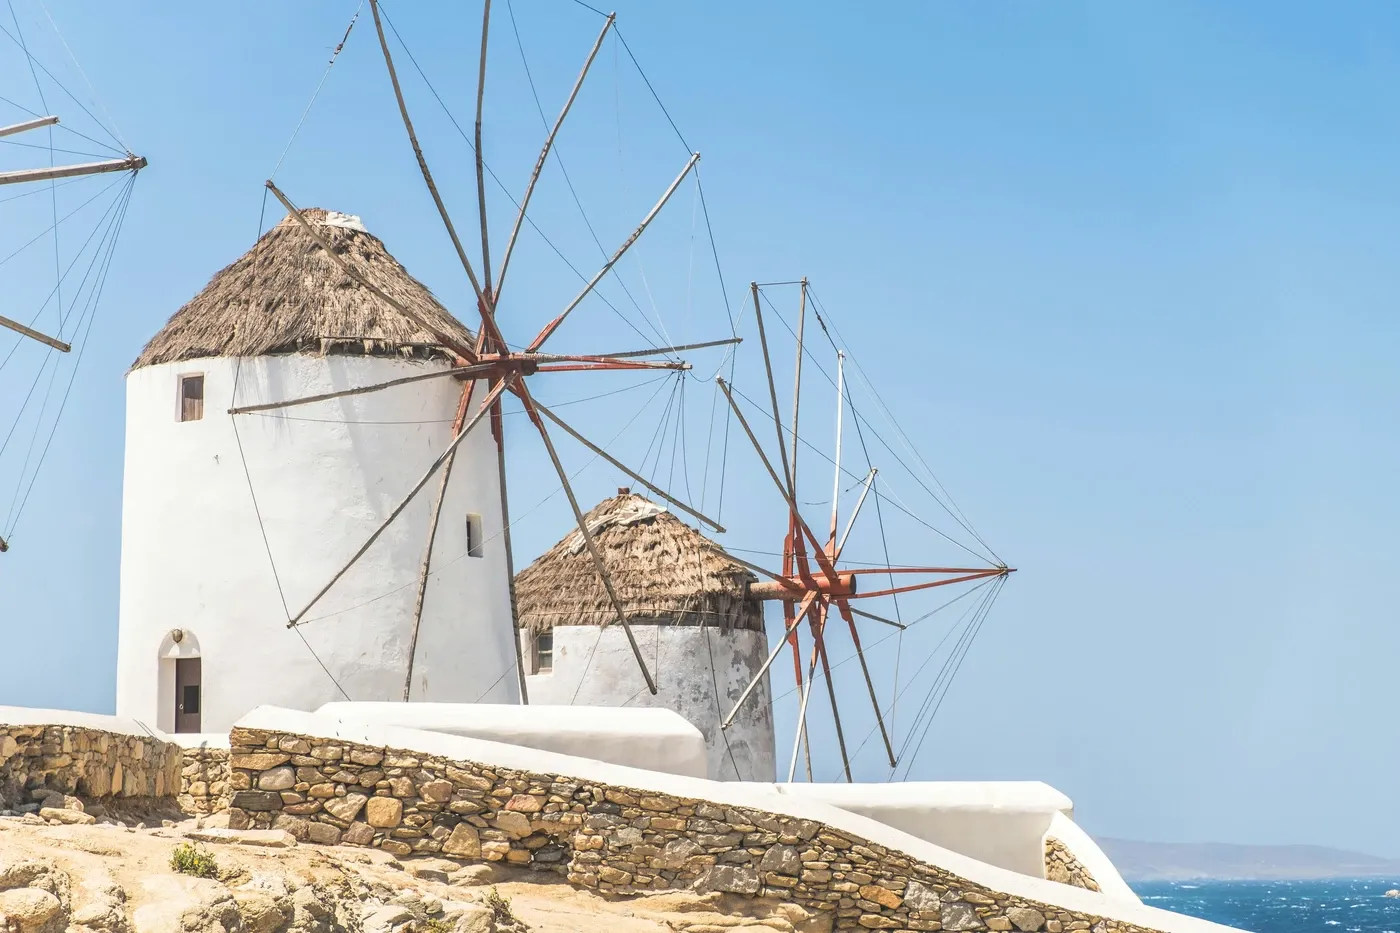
left=132, top=209, right=475, bottom=369
left=515, top=493, right=763, bottom=633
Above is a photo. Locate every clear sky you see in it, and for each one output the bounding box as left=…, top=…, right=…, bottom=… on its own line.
left=2, top=1, right=1399, bottom=858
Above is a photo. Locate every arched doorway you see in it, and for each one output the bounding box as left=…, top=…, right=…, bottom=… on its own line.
left=158, top=629, right=202, bottom=733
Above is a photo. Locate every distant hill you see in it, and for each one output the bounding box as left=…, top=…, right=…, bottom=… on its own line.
left=1094, top=838, right=1400, bottom=881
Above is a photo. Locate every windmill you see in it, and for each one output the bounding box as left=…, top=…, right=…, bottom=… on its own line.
left=235, top=0, right=736, bottom=699
left=714, top=280, right=1015, bottom=782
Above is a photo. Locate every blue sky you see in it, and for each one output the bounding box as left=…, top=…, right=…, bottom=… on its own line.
left=3, top=1, right=1400, bottom=857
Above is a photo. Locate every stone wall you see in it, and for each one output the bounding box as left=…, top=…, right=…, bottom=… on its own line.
left=0, top=723, right=181, bottom=809
left=178, top=745, right=231, bottom=815
left=1044, top=838, right=1101, bottom=893
left=226, top=725, right=1170, bottom=933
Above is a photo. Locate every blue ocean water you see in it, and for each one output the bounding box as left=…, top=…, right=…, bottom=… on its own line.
left=1135, top=880, right=1400, bottom=933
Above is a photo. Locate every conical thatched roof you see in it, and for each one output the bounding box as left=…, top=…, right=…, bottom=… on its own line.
left=132, top=209, right=475, bottom=369
left=515, top=493, right=763, bottom=633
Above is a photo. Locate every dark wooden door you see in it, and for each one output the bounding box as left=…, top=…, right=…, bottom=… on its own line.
left=175, top=658, right=202, bottom=733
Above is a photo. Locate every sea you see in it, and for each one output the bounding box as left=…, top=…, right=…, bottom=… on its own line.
left=1136, top=880, right=1400, bottom=933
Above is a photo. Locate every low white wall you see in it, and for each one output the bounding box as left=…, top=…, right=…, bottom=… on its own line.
left=775, top=781, right=1072, bottom=881
left=1045, top=810, right=1139, bottom=902
left=238, top=706, right=1234, bottom=933
left=313, top=701, right=708, bottom=778
left=0, top=706, right=165, bottom=741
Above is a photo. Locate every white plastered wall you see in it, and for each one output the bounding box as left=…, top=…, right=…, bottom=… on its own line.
left=116, top=355, right=520, bottom=734
left=524, top=625, right=777, bottom=783
left=314, top=701, right=708, bottom=778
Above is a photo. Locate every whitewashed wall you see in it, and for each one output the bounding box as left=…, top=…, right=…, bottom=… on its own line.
left=117, top=354, right=520, bottom=734
left=524, top=625, right=777, bottom=782
left=313, top=701, right=709, bottom=778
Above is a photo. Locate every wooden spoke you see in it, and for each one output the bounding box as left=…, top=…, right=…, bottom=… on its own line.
left=750, top=284, right=795, bottom=502
left=527, top=152, right=701, bottom=353
left=367, top=0, right=504, bottom=352
left=722, top=589, right=820, bottom=728
left=0, top=154, right=145, bottom=187
left=228, top=362, right=493, bottom=415
left=834, top=598, right=897, bottom=767
left=545, top=336, right=740, bottom=361
left=846, top=569, right=1011, bottom=601
left=518, top=382, right=658, bottom=694
left=403, top=379, right=479, bottom=700
left=0, top=315, right=69, bottom=352
left=815, top=622, right=853, bottom=782
left=845, top=606, right=906, bottom=631
left=495, top=13, right=615, bottom=301
left=0, top=115, right=57, bottom=138
left=286, top=376, right=515, bottom=628
left=493, top=401, right=530, bottom=704
left=474, top=0, right=494, bottom=298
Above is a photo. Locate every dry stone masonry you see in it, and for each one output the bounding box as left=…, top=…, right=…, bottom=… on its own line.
left=178, top=745, right=231, bottom=815
left=0, top=724, right=181, bottom=811
left=226, top=726, right=1166, bottom=933
left=1043, top=838, right=1101, bottom=893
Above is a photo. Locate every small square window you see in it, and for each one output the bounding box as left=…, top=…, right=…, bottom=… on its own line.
left=533, top=631, right=553, bottom=674
left=466, top=513, right=484, bottom=558
left=179, top=374, right=204, bottom=422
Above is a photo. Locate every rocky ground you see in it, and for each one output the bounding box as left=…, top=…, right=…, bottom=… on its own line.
left=0, top=805, right=831, bottom=933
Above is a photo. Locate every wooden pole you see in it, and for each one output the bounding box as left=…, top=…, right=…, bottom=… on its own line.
left=474, top=0, right=494, bottom=299
left=530, top=397, right=725, bottom=532
left=835, top=598, right=897, bottom=767
left=286, top=377, right=514, bottom=628
left=564, top=335, right=739, bottom=361
left=722, top=589, right=821, bottom=728
left=0, top=315, right=69, bottom=352
left=829, top=350, right=845, bottom=547
left=495, top=13, right=615, bottom=301
left=0, top=154, right=145, bottom=187
left=789, top=278, right=807, bottom=498
left=367, top=0, right=496, bottom=334
left=228, top=362, right=492, bottom=415
left=528, top=152, right=700, bottom=352
left=402, top=380, right=478, bottom=700
left=494, top=406, right=530, bottom=704
left=750, top=284, right=795, bottom=501
left=519, top=384, right=658, bottom=694
left=0, top=115, right=57, bottom=138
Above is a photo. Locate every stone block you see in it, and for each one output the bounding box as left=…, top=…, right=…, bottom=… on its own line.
left=323, top=792, right=368, bottom=822
left=229, top=791, right=282, bottom=812
left=366, top=797, right=403, bottom=828
left=230, top=753, right=290, bottom=771
left=1006, top=908, right=1047, bottom=932
left=257, top=767, right=295, bottom=791
left=442, top=823, right=481, bottom=858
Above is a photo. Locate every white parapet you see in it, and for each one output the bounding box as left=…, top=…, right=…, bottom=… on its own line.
left=776, top=781, right=1073, bottom=881
left=313, top=701, right=709, bottom=778
left=0, top=706, right=166, bottom=741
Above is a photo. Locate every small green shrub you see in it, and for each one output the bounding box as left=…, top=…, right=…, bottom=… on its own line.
left=483, top=887, right=518, bottom=927
left=170, top=843, right=219, bottom=879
